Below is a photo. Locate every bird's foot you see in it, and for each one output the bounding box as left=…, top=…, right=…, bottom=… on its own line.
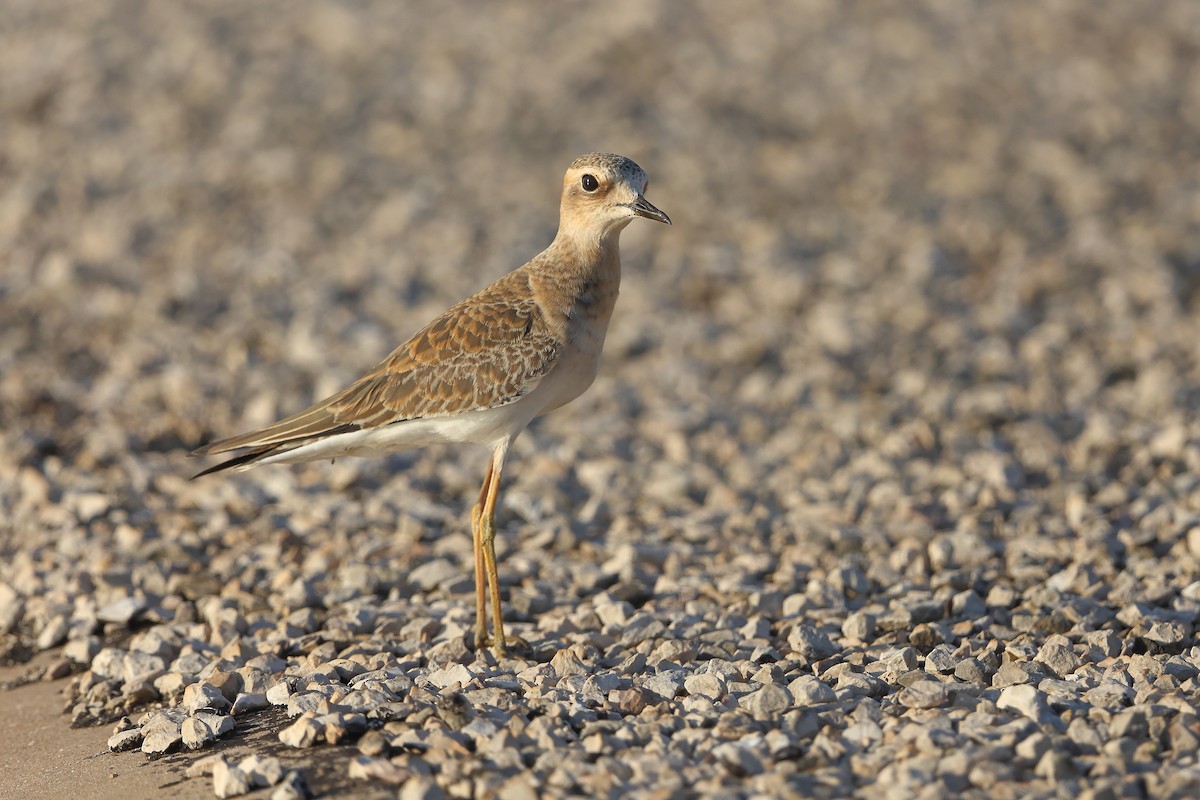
left=491, top=633, right=529, bottom=659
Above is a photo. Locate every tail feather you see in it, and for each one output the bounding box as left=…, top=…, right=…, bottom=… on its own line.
left=190, top=445, right=281, bottom=479
left=191, top=406, right=346, bottom=456
left=189, top=422, right=363, bottom=480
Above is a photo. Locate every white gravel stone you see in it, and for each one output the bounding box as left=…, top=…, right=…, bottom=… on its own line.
left=684, top=673, right=726, bottom=700
left=399, top=776, right=446, bottom=800
left=841, top=611, right=876, bottom=642
left=271, top=770, right=310, bottom=800
left=743, top=684, right=792, bottom=719
left=279, top=715, right=324, bottom=748
left=141, top=721, right=182, bottom=755
left=129, top=630, right=178, bottom=661
left=1145, top=621, right=1189, bottom=646
left=642, top=673, right=682, bottom=702
left=426, top=663, right=474, bottom=690
left=318, top=711, right=367, bottom=744
left=348, top=755, right=409, bottom=784
left=36, top=614, right=68, bottom=650
left=549, top=649, right=590, bottom=678
left=924, top=645, right=957, bottom=673
left=1035, top=636, right=1081, bottom=676
left=183, top=681, right=232, bottom=713
left=880, top=648, right=920, bottom=672
left=122, top=652, right=167, bottom=686
left=787, top=626, right=838, bottom=660
left=63, top=636, right=102, bottom=665
left=1015, top=732, right=1052, bottom=763
left=212, top=758, right=251, bottom=799
left=181, top=717, right=215, bottom=750
left=186, top=754, right=227, bottom=779
left=898, top=680, right=951, bottom=709
left=266, top=681, right=293, bottom=706
left=96, top=597, right=146, bottom=625
left=286, top=692, right=329, bottom=718
left=407, top=559, right=458, bottom=591
left=788, top=675, right=836, bottom=706
left=713, top=742, right=764, bottom=776
left=91, top=647, right=128, bottom=680
left=192, top=710, right=236, bottom=738
left=107, top=729, right=143, bottom=752
left=240, top=754, right=285, bottom=787
left=998, top=685, right=1061, bottom=729
left=231, top=692, right=270, bottom=715
left=0, top=583, right=22, bottom=634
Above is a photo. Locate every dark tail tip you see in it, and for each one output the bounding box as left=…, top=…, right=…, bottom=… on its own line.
left=189, top=447, right=274, bottom=480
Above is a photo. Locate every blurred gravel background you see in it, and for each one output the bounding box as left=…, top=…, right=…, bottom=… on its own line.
left=3, top=1, right=1200, bottom=798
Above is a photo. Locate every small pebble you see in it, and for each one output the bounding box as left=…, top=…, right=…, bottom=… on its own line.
left=279, top=716, right=324, bottom=749
left=181, top=717, right=215, bottom=750
left=212, top=759, right=251, bottom=799
left=898, top=680, right=951, bottom=709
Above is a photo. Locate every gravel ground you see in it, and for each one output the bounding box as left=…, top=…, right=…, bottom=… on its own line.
left=3, top=1, right=1200, bottom=798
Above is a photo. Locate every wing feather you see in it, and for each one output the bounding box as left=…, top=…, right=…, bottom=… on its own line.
left=192, top=269, right=562, bottom=459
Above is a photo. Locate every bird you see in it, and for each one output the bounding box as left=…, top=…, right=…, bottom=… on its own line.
left=192, top=153, right=670, bottom=656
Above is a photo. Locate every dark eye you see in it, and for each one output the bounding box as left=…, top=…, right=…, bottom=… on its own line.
left=581, top=174, right=599, bottom=192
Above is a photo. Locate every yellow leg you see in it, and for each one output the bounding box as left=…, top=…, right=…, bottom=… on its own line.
left=480, top=449, right=506, bottom=657
left=471, top=456, right=494, bottom=648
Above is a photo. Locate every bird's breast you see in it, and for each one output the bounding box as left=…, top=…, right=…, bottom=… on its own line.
left=532, top=285, right=618, bottom=415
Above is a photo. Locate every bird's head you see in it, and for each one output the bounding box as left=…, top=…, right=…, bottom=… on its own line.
left=558, top=153, right=670, bottom=245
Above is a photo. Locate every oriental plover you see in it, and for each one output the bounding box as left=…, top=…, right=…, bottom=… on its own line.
left=193, top=153, right=670, bottom=656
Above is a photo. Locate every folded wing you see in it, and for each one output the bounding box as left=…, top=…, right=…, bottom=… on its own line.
left=191, top=271, right=560, bottom=473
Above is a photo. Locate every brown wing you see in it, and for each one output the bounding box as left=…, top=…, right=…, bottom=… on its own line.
left=193, top=269, right=561, bottom=457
